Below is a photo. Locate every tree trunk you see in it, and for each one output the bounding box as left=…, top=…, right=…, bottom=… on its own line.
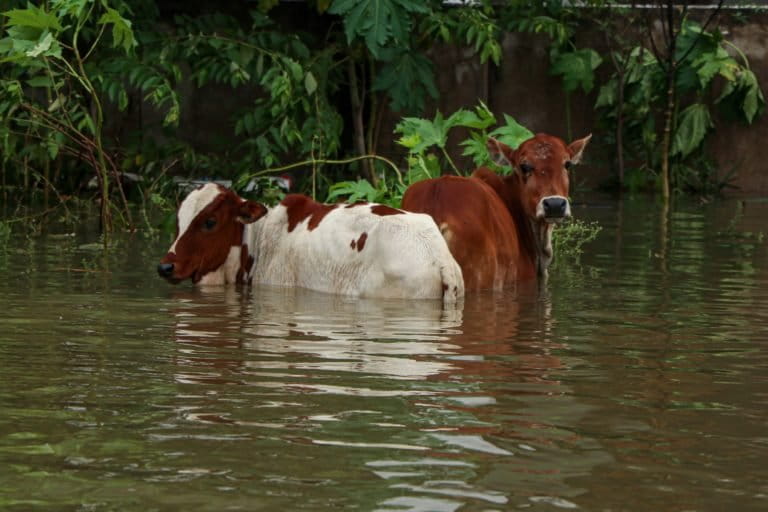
left=660, top=72, right=675, bottom=200
left=347, top=60, right=376, bottom=185
left=616, top=70, right=625, bottom=187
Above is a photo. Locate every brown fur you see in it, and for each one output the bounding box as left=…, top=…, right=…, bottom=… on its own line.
left=356, top=232, right=368, bottom=252
left=371, top=204, right=404, bottom=216
left=282, top=194, right=338, bottom=232
left=402, top=133, right=590, bottom=290
left=161, top=188, right=266, bottom=283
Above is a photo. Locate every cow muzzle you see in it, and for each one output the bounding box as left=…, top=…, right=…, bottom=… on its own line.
left=538, top=196, right=571, bottom=223
left=157, top=262, right=179, bottom=283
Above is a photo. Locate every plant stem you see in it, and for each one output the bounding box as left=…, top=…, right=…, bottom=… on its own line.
left=440, top=146, right=462, bottom=176
left=244, top=155, right=404, bottom=188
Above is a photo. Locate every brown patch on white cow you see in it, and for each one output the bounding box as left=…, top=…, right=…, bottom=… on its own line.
left=282, top=194, right=338, bottom=232
left=371, top=204, right=404, bottom=216
left=356, top=232, right=368, bottom=252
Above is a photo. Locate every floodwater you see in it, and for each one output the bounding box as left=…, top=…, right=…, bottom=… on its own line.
left=1, top=196, right=767, bottom=511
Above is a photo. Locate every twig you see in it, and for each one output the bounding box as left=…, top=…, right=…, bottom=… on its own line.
left=241, top=155, right=405, bottom=188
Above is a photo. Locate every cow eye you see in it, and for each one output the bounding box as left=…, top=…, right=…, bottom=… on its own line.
left=203, top=217, right=217, bottom=230
left=565, top=161, right=573, bottom=170
left=520, top=163, right=534, bottom=175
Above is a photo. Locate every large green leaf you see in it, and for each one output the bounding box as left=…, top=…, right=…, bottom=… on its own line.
left=716, top=69, right=766, bottom=124
left=329, top=0, right=428, bottom=57
left=395, top=105, right=496, bottom=154
left=671, top=103, right=713, bottom=158
left=694, top=47, right=737, bottom=88
left=550, top=48, right=602, bottom=93
left=2, top=6, right=63, bottom=32
left=446, top=104, right=495, bottom=131
left=490, top=114, right=534, bottom=150
left=395, top=115, right=445, bottom=153
left=373, top=48, right=436, bottom=113
left=740, top=70, right=764, bottom=123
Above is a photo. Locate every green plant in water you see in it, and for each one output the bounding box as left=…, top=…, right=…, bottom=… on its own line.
left=0, top=0, right=136, bottom=236
left=551, top=219, right=602, bottom=267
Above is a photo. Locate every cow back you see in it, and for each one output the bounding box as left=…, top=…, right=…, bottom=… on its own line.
left=402, top=176, right=533, bottom=290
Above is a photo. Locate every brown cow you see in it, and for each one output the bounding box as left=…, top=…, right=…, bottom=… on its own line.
left=402, top=133, right=591, bottom=290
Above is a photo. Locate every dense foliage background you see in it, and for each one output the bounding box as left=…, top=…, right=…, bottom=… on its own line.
left=0, top=0, right=764, bottom=236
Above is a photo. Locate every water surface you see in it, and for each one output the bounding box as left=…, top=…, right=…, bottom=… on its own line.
left=1, top=196, right=767, bottom=511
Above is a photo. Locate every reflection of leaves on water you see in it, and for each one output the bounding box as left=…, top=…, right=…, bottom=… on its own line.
left=716, top=201, right=765, bottom=260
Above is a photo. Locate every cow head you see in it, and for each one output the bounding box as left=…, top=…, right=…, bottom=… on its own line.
left=483, top=133, right=591, bottom=278
left=488, top=133, right=591, bottom=224
left=157, top=183, right=267, bottom=285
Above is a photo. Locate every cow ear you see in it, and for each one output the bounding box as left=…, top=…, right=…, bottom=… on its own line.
left=487, top=137, right=514, bottom=168
left=237, top=200, right=267, bottom=224
left=568, top=134, right=592, bottom=165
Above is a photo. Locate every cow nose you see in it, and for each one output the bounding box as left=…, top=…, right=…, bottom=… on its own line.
left=542, top=197, right=569, bottom=218
left=157, top=263, right=175, bottom=279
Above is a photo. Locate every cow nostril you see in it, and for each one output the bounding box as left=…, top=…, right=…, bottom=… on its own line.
left=157, top=263, right=174, bottom=278
left=543, top=198, right=568, bottom=217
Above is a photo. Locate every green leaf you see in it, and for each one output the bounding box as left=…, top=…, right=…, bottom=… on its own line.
left=26, top=75, right=53, bottom=88
left=740, top=70, right=764, bottom=123
left=489, top=114, right=533, bottom=150
left=595, top=80, right=616, bottom=109
left=328, top=0, right=428, bottom=57
left=25, top=32, right=60, bottom=58
left=3, top=7, right=63, bottom=32
left=694, top=48, right=737, bottom=88
left=671, top=103, right=713, bottom=158
left=46, top=138, right=59, bottom=159
left=327, top=179, right=380, bottom=203
left=394, top=115, right=445, bottom=153
left=373, top=48, right=436, bottom=113
left=446, top=107, right=495, bottom=130
left=406, top=153, right=441, bottom=182
left=550, top=48, right=602, bottom=93
left=118, top=89, right=128, bottom=110
left=304, top=71, right=317, bottom=95
left=97, top=7, right=136, bottom=54
left=460, top=131, right=493, bottom=168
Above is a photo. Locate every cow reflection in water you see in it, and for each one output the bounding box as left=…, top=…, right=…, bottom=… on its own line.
left=165, top=286, right=601, bottom=505
left=168, top=284, right=465, bottom=385
left=167, top=283, right=564, bottom=396
left=172, top=286, right=560, bottom=382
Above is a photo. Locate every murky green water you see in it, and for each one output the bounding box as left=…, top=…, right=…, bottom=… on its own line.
left=1, top=196, right=767, bottom=511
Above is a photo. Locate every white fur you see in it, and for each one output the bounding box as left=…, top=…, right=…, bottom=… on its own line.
left=246, top=203, right=464, bottom=301
left=169, top=184, right=222, bottom=254
left=198, top=246, right=241, bottom=285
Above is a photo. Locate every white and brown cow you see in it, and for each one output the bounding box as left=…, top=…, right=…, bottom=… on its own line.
left=157, top=183, right=464, bottom=302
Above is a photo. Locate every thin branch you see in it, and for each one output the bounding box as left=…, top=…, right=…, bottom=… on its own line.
left=241, top=155, right=405, bottom=188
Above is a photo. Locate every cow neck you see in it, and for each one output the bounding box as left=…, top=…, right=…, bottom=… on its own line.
left=240, top=217, right=262, bottom=283
left=505, top=174, right=547, bottom=277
